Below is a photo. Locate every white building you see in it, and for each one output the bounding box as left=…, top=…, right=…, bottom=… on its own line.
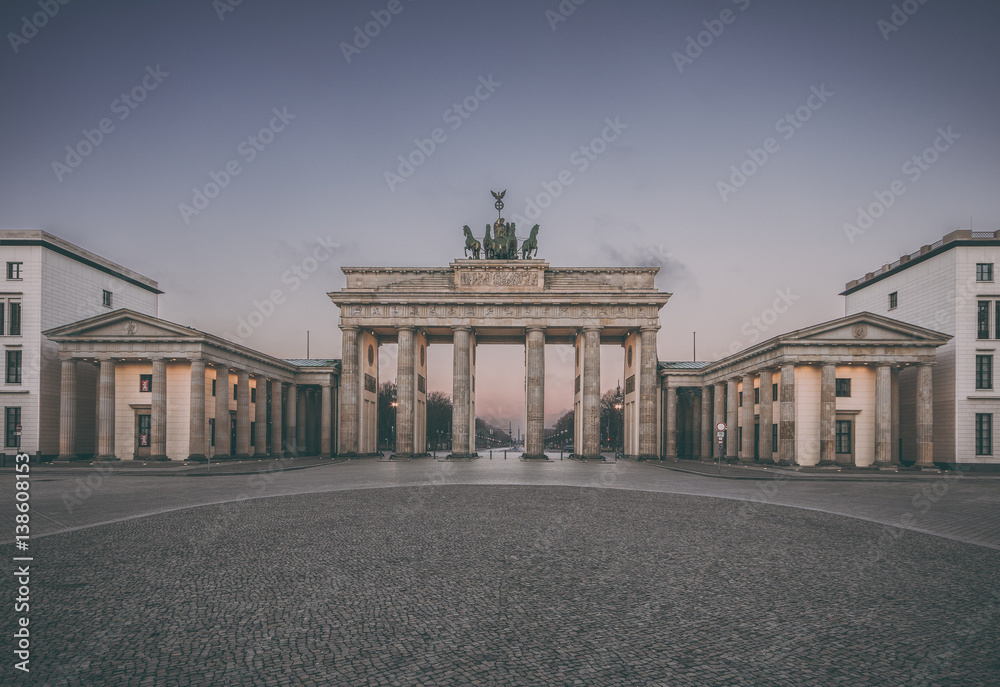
left=0, top=231, right=160, bottom=459
left=843, top=229, right=1000, bottom=467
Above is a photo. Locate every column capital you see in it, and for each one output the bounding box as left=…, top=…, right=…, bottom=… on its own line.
left=339, top=324, right=360, bottom=332
left=526, top=325, right=547, bottom=334
left=396, top=325, right=416, bottom=333
left=452, top=325, right=473, bottom=333
left=639, top=325, right=660, bottom=333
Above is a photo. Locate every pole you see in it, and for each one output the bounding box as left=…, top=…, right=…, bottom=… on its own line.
left=693, top=332, right=697, bottom=362
left=307, top=331, right=310, bottom=359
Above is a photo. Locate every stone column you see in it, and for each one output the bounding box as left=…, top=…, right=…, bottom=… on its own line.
left=875, top=365, right=892, bottom=466
left=296, top=387, right=307, bottom=455
left=691, top=389, right=703, bottom=458
left=339, top=325, right=359, bottom=455
left=700, top=386, right=712, bottom=459
left=740, top=373, right=755, bottom=462
left=58, top=359, right=77, bottom=461
left=451, top=327, right=472, bottom=457
left=582, top=326, right=602, bottom=459
left=286, top=383, right=298, bottom=456
left=97, top=358, right=117, bottom=461
left=664, top=384, right=677, bottom=458
left=639, top=326, right=659, bottom=458
left=234, top=369, right=251, bottom=459
left=759, top=368, right=773, bottom=463
left=188, top=359, right=207, bottom=461
left=214, top=367, right=231, bottom=458
left=254, top=377, right=268, bottom=456
left=726, top=378, right=739, bottom=460
left=320, top=382, right=332, bottom=458
left=150, top=358, right=168, bottom=461
left=916, top=363, right=934, bottom=466
left=270, top=380, right=283, bottom=456
left=712, top=382, right=725, bottom=460
left=820, top=363, right=836, bottom=465
left=779, top=363, right=796, bottom=465
left=525, top=326, right=546, bottom=458
left=396, top=326, right=416, bottom=457
left=891, top=368, right=900, bottom=464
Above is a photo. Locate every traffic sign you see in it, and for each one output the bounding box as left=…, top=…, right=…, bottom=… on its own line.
left=716, top=422, right=727, bottom=432
left=15, top=424, right=22, bottom=436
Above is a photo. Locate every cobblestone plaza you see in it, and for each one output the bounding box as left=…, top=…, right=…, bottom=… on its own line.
left=6, top=457, right=999, bottom=686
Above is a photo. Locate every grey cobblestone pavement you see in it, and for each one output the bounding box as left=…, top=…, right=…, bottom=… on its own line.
left=3, top=455, right=1000, bottom=685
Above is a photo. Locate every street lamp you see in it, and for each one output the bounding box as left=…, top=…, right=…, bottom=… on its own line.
left=390, top=393, right=398, bottom=452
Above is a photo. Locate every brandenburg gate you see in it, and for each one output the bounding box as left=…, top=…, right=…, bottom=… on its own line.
left=329, top=193, right=670, bottom=459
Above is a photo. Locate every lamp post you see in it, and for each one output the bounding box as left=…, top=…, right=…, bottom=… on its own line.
left=390, top=394, right=398, bottom=453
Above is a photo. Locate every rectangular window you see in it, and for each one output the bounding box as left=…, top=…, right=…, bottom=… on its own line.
left=250, top=421, right=256, bottom=447
left=979, top=301, right=991, bottom=339
left=209, top=418, right=215, bottom=447
left=836, top=420, right=852, bottom=454
left=976, top=355, right=993, bottom=390
left=211, top=379, right=216, bottom=397
left=754, top=387, right=760, bottom=404
left=772, top=383, right=778, bottom=402
left=8, top=301, right=20, bottom=336
left=996, top=301, right=1000, bottom=340
left=771, top=423, right=778, bottom=452
left=233, top=384, right=238, bottom=400
left=102, top=289, right=113, bottom=307
left=139, top=374, right=152, bottom=392
left=5, top=407, right=20, bottom=447
left=976, top=414, right=992, bottom=456
left=889, top=291, right=898, bottom=310
left=5, top=350, right=21, bottom=384
left=6, top=262, right=22, bottom=280
left=977, top=263, right=994, bottom=282
left=251, top=387, right=257, bottom=403
left=0, top=303, right=4, bottom=335
left=836, top=378, right=851, bottom=397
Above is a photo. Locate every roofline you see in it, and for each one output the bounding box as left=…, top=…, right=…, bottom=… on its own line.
left=841, top=229, right=1000, bottom=296
left=0, top=230, right=162, bottom=294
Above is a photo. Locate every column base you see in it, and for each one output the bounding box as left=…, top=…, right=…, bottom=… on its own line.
left=187, top=454, right=208, bottom=462
left=320, top=452, right=332, bottom=459
left=97, top=455, right=120, bottom=462
left=521, top=453, right=550, bottom=461
left=235, top=453, right=251, bottom=460
left=389, top=453, right=412, bottom=461
left=55, top=453, right=78, bottom=462
left=447, top=453, right=477, bottom=460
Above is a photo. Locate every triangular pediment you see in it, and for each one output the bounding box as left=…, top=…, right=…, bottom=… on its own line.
left=43, top=309, right=204, bottom=340
left=785, top=312, right=950, bottom=344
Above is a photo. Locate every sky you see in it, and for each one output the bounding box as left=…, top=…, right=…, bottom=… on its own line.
left=2, top=0, right=999, bottom=430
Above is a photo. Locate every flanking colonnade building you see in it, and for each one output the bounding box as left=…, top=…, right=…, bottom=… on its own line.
left=9, top=227, right=1000, bottom=469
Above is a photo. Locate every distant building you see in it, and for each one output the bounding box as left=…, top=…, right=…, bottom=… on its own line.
left=0, top=230, right=160, bottom=458
left=843, top=229, right=1000, bottom=467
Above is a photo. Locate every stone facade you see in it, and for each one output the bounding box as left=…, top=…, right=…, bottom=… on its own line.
left=844, top=229, right=1000, bottom=465
left=329, top=260, right=670, bottom=460
left=0, top=230, right=160, bottom=459
left=44, top=310, right=338, bottom=461
left=659, top=313, right=950, bottom=467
